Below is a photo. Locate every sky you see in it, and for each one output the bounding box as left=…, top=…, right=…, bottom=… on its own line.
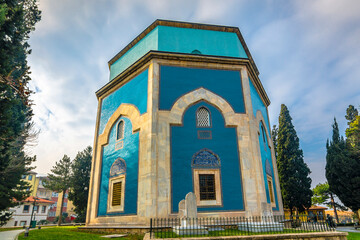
left=26, top=0, right=360, bottom=187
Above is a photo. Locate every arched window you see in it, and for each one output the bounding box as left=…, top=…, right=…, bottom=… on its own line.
left=196, top=107, right=210, bottom=127
left=117, top=120, right=125, bottom=140
left=108, top=158, right=126, bottom=213
left=261, top=125, right=266, bottom=143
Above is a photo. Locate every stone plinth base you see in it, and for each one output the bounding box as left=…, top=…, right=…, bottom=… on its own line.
left=237, top=222, right=284, bottom=232
left=146, top=231, right=348, bottom=240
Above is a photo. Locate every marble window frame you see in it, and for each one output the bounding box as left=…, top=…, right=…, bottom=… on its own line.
left=107, top=175, right=126, bottom=213
left=193, top=169, right=222, bottom=207
left=267, top=175, right=276, bottom=207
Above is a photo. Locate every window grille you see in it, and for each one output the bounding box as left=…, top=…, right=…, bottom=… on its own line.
left=197, top=107, right=210, bottom=127
left=117, top=120, right=125, bottom=140
left=112, top=181, right=122, bottom=206
left=199, top=174, right=216, bottom=200
left=198, top=130, right=212, bottom=139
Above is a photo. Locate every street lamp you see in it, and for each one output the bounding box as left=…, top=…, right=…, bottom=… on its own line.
left=29, top=197, right=39, bottom=228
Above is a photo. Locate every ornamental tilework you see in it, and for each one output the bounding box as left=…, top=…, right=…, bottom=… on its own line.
left=192, top=149, right=220, bottom=168
left=110, top=158, right=126, bottom=177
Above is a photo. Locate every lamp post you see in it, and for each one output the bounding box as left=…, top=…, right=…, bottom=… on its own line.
left=29, top=197, right=39, bottom=228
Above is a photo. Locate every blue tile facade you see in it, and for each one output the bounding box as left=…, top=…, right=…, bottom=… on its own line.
left=258, top=121, right=279, bottom=211
left=159, top=66, right=245, bottom=113
left=171, top=102, right=244, bottom=212
left=97, top=117, right=139, bottom=216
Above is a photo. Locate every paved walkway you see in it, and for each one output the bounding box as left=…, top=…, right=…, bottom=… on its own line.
left=0, top=229, right=24, bottom=240
left=337, top=226, right=360, bottom=233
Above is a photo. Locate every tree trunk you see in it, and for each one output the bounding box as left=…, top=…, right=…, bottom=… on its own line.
left=330, top=193, right=339, bottom=223
left=57, top=190, right=66, bottom=226
left=356, top=210, right=360, bottom=224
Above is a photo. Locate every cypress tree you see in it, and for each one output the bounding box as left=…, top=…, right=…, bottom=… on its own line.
left=276, top=104, right=312, bottom=215
left=326, top=116, right=360, bottom=222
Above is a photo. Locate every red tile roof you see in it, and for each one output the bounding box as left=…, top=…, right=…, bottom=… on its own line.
left=21, top=196, right=54, bottom=204
left=309, top=205, right=328, bottom=210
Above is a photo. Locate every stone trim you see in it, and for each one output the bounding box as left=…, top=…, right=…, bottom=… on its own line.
left=107, top=175, right=126, bottom=213
left=99, top=104, right=141, bottom=145
left=87, top=103, right=143, bottom=223
left=168, top=88, right=240, bottom=127
left=193, top=169, right=222, bottom=207
left=255, top=110, right=283, bottom=214
left=98, top=52, right=269, bottom=107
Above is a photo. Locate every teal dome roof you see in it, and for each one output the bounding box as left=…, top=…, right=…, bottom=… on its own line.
left=108, top=20, right=258, bottom=81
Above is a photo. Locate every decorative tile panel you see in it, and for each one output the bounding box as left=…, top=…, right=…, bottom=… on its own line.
left=110, top=158, right=126, bottom=177
left=192, top=148, right=220, bottom=168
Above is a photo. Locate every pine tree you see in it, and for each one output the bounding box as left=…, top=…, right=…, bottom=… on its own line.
left=276, top=104, right=312, bottom=215
left=0, top=0, right=40, bottom=225
left=68, top=146, right=92, bottom=223
left=44, top=155, right=72, bottom=226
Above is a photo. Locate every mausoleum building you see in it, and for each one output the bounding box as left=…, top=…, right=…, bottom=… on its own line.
left=86, top=20, right=284, bottom=226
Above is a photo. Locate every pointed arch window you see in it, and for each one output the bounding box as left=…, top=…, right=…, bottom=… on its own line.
left=117, top=120, right=125, bottom=140
left=108, top=158, right=126, bottom=213
left=196, top=107, right=211, bottom=127
left=261, top=125, right=266, bottom=143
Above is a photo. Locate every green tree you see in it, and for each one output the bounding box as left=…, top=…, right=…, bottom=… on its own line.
left=0, top=0, right=40, bottom=225
left=44, top=155, right=72, bottom=226
left=271, top=125, right=278, bottom=159
left=326, top=117, right=360, bottom=223
left=346, top=115, right=360, bottom=151
left=345, top=105, right=358, bottom=125
left=276, top=104, right=312, bottom=215
left=311, top=182, right=346, bottom=223
left=68, top=146, right=92, bottom=223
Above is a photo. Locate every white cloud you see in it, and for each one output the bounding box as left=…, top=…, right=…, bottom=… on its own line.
left=26, top=0, right=359, bottom=184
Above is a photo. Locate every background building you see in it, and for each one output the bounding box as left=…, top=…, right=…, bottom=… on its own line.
left=47, top=190, right=76, bottom=223
left=2, top=171, right=76, bottom=226
left=86, top=20, right=283, bottom=227
left=3, top=196, right=53, bottom=227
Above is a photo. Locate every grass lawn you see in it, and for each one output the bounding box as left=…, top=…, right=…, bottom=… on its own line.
left=347, top=232, right=360, bottom=240
left=17, top=226, right=144, bottom=240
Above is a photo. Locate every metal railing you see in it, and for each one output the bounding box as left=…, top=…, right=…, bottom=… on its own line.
left=149, top=215, right=335, bottom=238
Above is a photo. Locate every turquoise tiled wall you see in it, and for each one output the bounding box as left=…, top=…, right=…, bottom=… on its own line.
left=99, top=69, right=148, bottom=135
left=98, top=117, right=139, bottom=216
left=171, top=102, right=244, bottom=212
left=159, top=66, right=245, bottom=113
left=258, top=121, right=279, bottom=211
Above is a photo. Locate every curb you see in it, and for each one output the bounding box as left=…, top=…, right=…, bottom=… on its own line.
left=15, top=230, right=24, bottom=240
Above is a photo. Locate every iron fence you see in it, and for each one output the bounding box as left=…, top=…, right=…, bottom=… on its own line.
left=149, top=215, right=335, bottom=238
